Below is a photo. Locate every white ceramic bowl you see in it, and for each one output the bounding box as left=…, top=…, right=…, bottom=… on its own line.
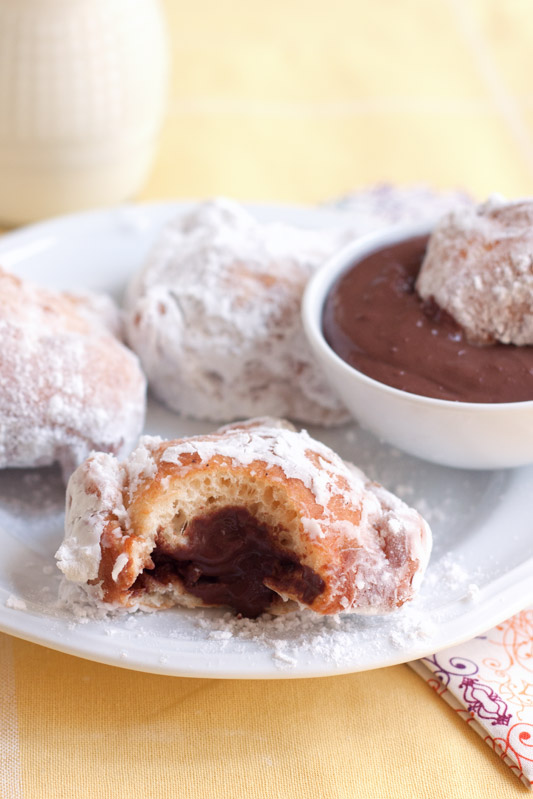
left=302, top=222, right=533, bottom=470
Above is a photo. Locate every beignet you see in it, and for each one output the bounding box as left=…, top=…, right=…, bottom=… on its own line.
left=0, top=267, right=146, bottom=478
left=56, top=418, right=432, bottom=618
left=416, top=196, right=533, bottom=345
left=125, top=198, right=348, bottom=426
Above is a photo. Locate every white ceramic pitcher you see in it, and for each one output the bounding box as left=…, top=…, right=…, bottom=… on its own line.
left=0, top=0, right=169, bottom=224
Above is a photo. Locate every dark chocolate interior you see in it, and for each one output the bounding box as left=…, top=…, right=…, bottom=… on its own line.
left=133, top=505, right=325, bottom=618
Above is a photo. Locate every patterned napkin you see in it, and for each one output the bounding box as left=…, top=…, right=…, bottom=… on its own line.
left=409, top=608, right=533, bottom=788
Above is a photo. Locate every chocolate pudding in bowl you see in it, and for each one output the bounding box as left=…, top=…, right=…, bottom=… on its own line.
left=322, top=234, right=533, bottom=404
left=301, top=219, right=533, bottom=470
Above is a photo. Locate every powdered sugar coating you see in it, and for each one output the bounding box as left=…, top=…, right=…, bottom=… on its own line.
left=56, top=419, right=432, bottom=616
left=126, top=190, right=471, bottom=426
left=0, top=268, right=146, bottom=479
left=125, top=198, right=348, bottom=425
left=416, top=196, right=533, bottom=345
left=327, top=183, right=472, bottom=233
left=57, top=452, right=126, bottom=582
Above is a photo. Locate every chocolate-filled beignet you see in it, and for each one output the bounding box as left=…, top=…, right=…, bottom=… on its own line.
left=56, top=419, right=432, bottom=618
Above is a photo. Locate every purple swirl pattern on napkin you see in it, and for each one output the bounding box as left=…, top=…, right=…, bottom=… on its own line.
left=410, top=609, right=533, bottom=788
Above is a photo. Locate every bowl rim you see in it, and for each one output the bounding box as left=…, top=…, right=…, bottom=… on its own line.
left=302, top=220, right=533, bottom=412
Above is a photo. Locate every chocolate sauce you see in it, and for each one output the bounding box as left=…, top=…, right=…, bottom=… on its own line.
left=323, top=235, right=533, bottom=403
left=135, top=506, right=325, bottom=618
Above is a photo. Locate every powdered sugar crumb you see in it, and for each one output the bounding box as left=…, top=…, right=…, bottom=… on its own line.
left=463, top=583, right=480, bottom=602
left=425, top=553, right=470, bottom=591
left=272, top=646, right=298, bottom=666
left=388, top=615, right=437, bottom=649
left=5, top=594, right=27, bottom=611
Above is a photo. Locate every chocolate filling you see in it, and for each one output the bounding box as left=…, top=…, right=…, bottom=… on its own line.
left=134, top=506, right=325, bottom=618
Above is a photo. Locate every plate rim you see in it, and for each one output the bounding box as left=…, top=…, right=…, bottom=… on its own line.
left=0, top=199, right=531, bottom=679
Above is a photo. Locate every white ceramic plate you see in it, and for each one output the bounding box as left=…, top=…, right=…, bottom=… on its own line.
left=0, top=202, right=532, bottom=680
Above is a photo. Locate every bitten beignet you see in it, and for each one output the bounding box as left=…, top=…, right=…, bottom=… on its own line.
left=0, top=267, right=146, bottom=479
left=56, top=419, right=432, bottom=618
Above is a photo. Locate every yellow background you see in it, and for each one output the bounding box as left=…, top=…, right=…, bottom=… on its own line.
left=142, top=0, right=533, bottom=206
left=9, top=0, right=533, bottom=797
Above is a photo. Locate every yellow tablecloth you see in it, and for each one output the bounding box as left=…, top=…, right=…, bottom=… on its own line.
left=3, top=1, right=533, bottom=796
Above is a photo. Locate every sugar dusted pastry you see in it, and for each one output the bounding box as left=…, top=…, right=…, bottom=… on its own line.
left=416, top=196, right=533, bottom=345
left=56, top=418, right=432, bottom=618
left=0, top=267, right=146, bottom=478
left=125, top=198, right=348, bottom=426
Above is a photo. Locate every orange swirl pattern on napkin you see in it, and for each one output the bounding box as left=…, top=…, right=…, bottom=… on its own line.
left=410, top=609, right=533, bottom=788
